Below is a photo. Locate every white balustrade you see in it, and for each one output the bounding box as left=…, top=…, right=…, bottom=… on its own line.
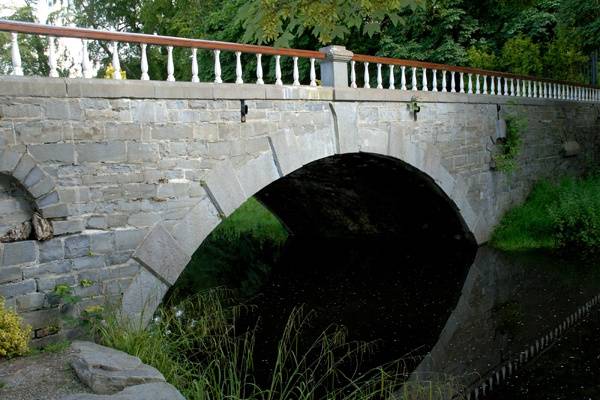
left=48, top=36, right=58, bottom=77
left=364, top=62, right=370, bottom=88
left=292, top=56, right=300, bottom=86
left=235, top=51, right=244, bottom=84
left=140, top=43, right=149, bottom=80
left=11, top=32, right=23, bottom=76
left=467, top=73, right=473, bottom=94
left=442, top=70, right=447, bottom=92
left=412, top=67, right=417, bottom=91
left=422, top=68, right=428, bottom=91
left=191, top=48, right=199, bottom=82
left=516, top=79, right=520, bottom=96
left=350, top=60, right=357, bottom=88
left=213, top=49, right=222, bottom=83
left=256, top=53, right=264, bottom=84
left=482, top=75, right=487, bottom=95
left=503, top=77, right=508, bottom=96
left=451, top=71, right=456, bottom=93
left=490, top=75, right=495, bottom=95
left=376, top=63, right=383, bottom=89
left=82, top=39, right=92, bottom=79
left=389, top=65, right=395, bottom=89
left=310, top=58, right=316, bottom=87
left=432, top=69, right=438, bottom=92
left=475, top=74, right=480, bottom=94
left=111, top=41, right=121, bottom=80
left=401, top=66, right=407, bottom=90
left=510, top=78, right=515, bottom=96
left=459, top=72, right=465, bottom=93
left=166, top=46, right=175, bottom=81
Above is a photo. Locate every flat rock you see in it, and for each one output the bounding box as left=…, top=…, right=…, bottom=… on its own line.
left=70, top=341, right=165, bottom=395
left=62, top=382, right=185, bottom=400
left=32, top=212, right=53, bottom=241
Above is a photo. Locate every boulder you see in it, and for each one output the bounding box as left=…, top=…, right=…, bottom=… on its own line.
left=70, top=341, right=165, bottom=395
left=0, top=221, right=31, bottom=243
left=62, top=382, right=185, bottom=400
left=32, top=212, right=53, bottom=241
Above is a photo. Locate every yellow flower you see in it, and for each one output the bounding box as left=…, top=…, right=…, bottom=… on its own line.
left=0, top=297, right=31, bottom=358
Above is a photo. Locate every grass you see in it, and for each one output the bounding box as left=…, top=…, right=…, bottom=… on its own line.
left=490, top=172, right=600, bottom=256
left=169, top=197, right=288, bottom=300
left=92, top=288, right=464, bottom=400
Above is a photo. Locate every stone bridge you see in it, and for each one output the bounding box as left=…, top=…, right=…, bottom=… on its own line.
left=0, top=21, right=599, bottom=343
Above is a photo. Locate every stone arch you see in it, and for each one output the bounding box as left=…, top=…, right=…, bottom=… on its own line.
left=121, top=122, right=482, bottom=324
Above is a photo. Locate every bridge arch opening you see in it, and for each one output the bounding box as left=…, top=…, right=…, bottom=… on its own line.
left=158, top=152, right=477, bottom=378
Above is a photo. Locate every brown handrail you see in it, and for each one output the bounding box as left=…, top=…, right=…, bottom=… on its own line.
left=0, top=20, right=325, bottom=59
left=352, top=54, right=597, bottom=89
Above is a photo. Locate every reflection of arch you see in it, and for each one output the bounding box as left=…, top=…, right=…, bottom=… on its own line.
left=123, top=121, right=482, bottom=324
left=0, top=149, right=62, bottom=215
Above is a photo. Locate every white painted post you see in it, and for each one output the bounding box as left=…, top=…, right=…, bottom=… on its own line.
left=451, top=71, right=456, bottom=93
left=82, top=39, right=92, bottom=79
left=459, top=72, right=465, bottom=93
left=111, top=41, right=121, bottom=80
left=140, top=43, right=150, bottom=80
left=482, top=75, right=487, bottom=95
left=293, top=56, right=300, bottom=86
left=467, top=73, right=473, bottom=94
left=166, top=46, right=175, bottom=81
left=516, top=79, right=520, bottom=96
left=475, top=74, right=480, bottom=94
left=275, top=55, right=283, bottom=86
left=48, top=36, right=58, bottom=77
left=503, top=77, right=508, bottom=96
left=412, top=67, right=417, bottom=91
left=388, top=65, right=395, bottom=89
left=490, top=75, right=495, bottom=95
left=11, top=32, right=23, bottom=76
left=527, top=80, right=532, bottom=97
left=442, top=70, right=447, bottom=92
left=191, top=48, right=199, bottom=82
left=432, top=69, right=438, bottom=92
left=256, top=53, right=264, bottom=84
left=213, top=49, right=222, bottom=83
left=534, top=81, right=538, bottom=98
left=510, top=78, right=515, bottom=96
left=310, top=58, right=317, bottom=87
left=364, top=62, right=370, bottom=88
left=235, top=51, right=244, bottom=84
left=350, top=60, right=357, bottom=88
left=376, top=63, right=383, bottom=89
left=401, top=66, right=407, bottom=90
left=422, top=68, right=428, bottom=91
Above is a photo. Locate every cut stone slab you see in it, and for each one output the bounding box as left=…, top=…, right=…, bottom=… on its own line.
left=62, top=382, right=185, bottom=400
left=70, top=341, right=165, bottom=395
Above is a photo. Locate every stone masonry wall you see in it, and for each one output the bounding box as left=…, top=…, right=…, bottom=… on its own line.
left=0, top=77, right=598, bottom=343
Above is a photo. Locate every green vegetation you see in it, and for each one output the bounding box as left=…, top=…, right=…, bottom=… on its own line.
left=0, top=297, right=31, bottom=358
left=168, top=197, right=288, bottom=300
left=492, top=112, right=526, bottom=173
left=491, top=173, right=600, bottom=257
left=93, top=288, right=464, bottom=400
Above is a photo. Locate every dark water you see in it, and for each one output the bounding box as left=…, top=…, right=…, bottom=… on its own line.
left=236, top=238, right=600, bottom=397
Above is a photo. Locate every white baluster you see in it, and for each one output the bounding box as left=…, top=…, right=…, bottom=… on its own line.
left=468, top=73, right=473, bottom=94
left=422, top=68, right=428, bottom=91
left=490, top=75, right=495, bottom=95
left=401, top=66, right=407, bottom=90
left=459, top=72, right=465, bottom=93
left=350, top=60, right=357, bottom=88
left=191, top=48, right=199, bottom=82
left=432, top=69, right=438, bottom=92
left=310, top=58, right=316, bottom=87
left=510, top=78, right=515, bottom=96
left=111, top=41, right=121, bottom=80
left=442, top=70, right=447, bottom=92
left=516, top=79, right=521, bottom=96
left=388, top=65, right=395, bottom=89
left=497, top=76, right=502, bottom=95
left=256, top=53, right=264, bottom=84
left=48, top=36, right=58, bottom=77
left=214, top=49, right=222, bottom=83
left=82, top=39, right=92, bottom=79
left=11, top=32, right=23, bottom=76
left=364, top=62, right=370, bottom=88
left=482, top=75, right=487, bottom=95
left=234, top=51, right=243, bottom=84
left=527, top=80, right=532, bottom=97
left=293, top=56, right=300, bottom=86
left=475, top=74, right=480, bottom=94
left=140, top=43, right=150, bottom=80
left=376, top=63, right=383, bottom=89
left=166, top=46, right=175, bottom=82
left=534, top=81, right=539, bottom=97
left=275, top=55, right=284, bottom=86
left=451, top=71, right=456, bottom=93
left=412, top=67, right=417, bottom=91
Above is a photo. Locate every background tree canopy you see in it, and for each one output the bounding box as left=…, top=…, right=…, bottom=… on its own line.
left=1, top=0, right=597, bottom=84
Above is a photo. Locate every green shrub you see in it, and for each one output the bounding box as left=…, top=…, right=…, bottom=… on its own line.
left=491, top=174, right=600, bottom=257
left=499, top=35, right=543, bottom=76
left=0, top=297, right=31, bottom=358
left=492, top=113, right=525, bottom=173
left=467, top=46, right=498, bottom=70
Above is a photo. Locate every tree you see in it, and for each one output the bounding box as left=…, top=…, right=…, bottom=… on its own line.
left=499, top=35, right=543, bottom=75
left=560, top=0, right=600, bottom=53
